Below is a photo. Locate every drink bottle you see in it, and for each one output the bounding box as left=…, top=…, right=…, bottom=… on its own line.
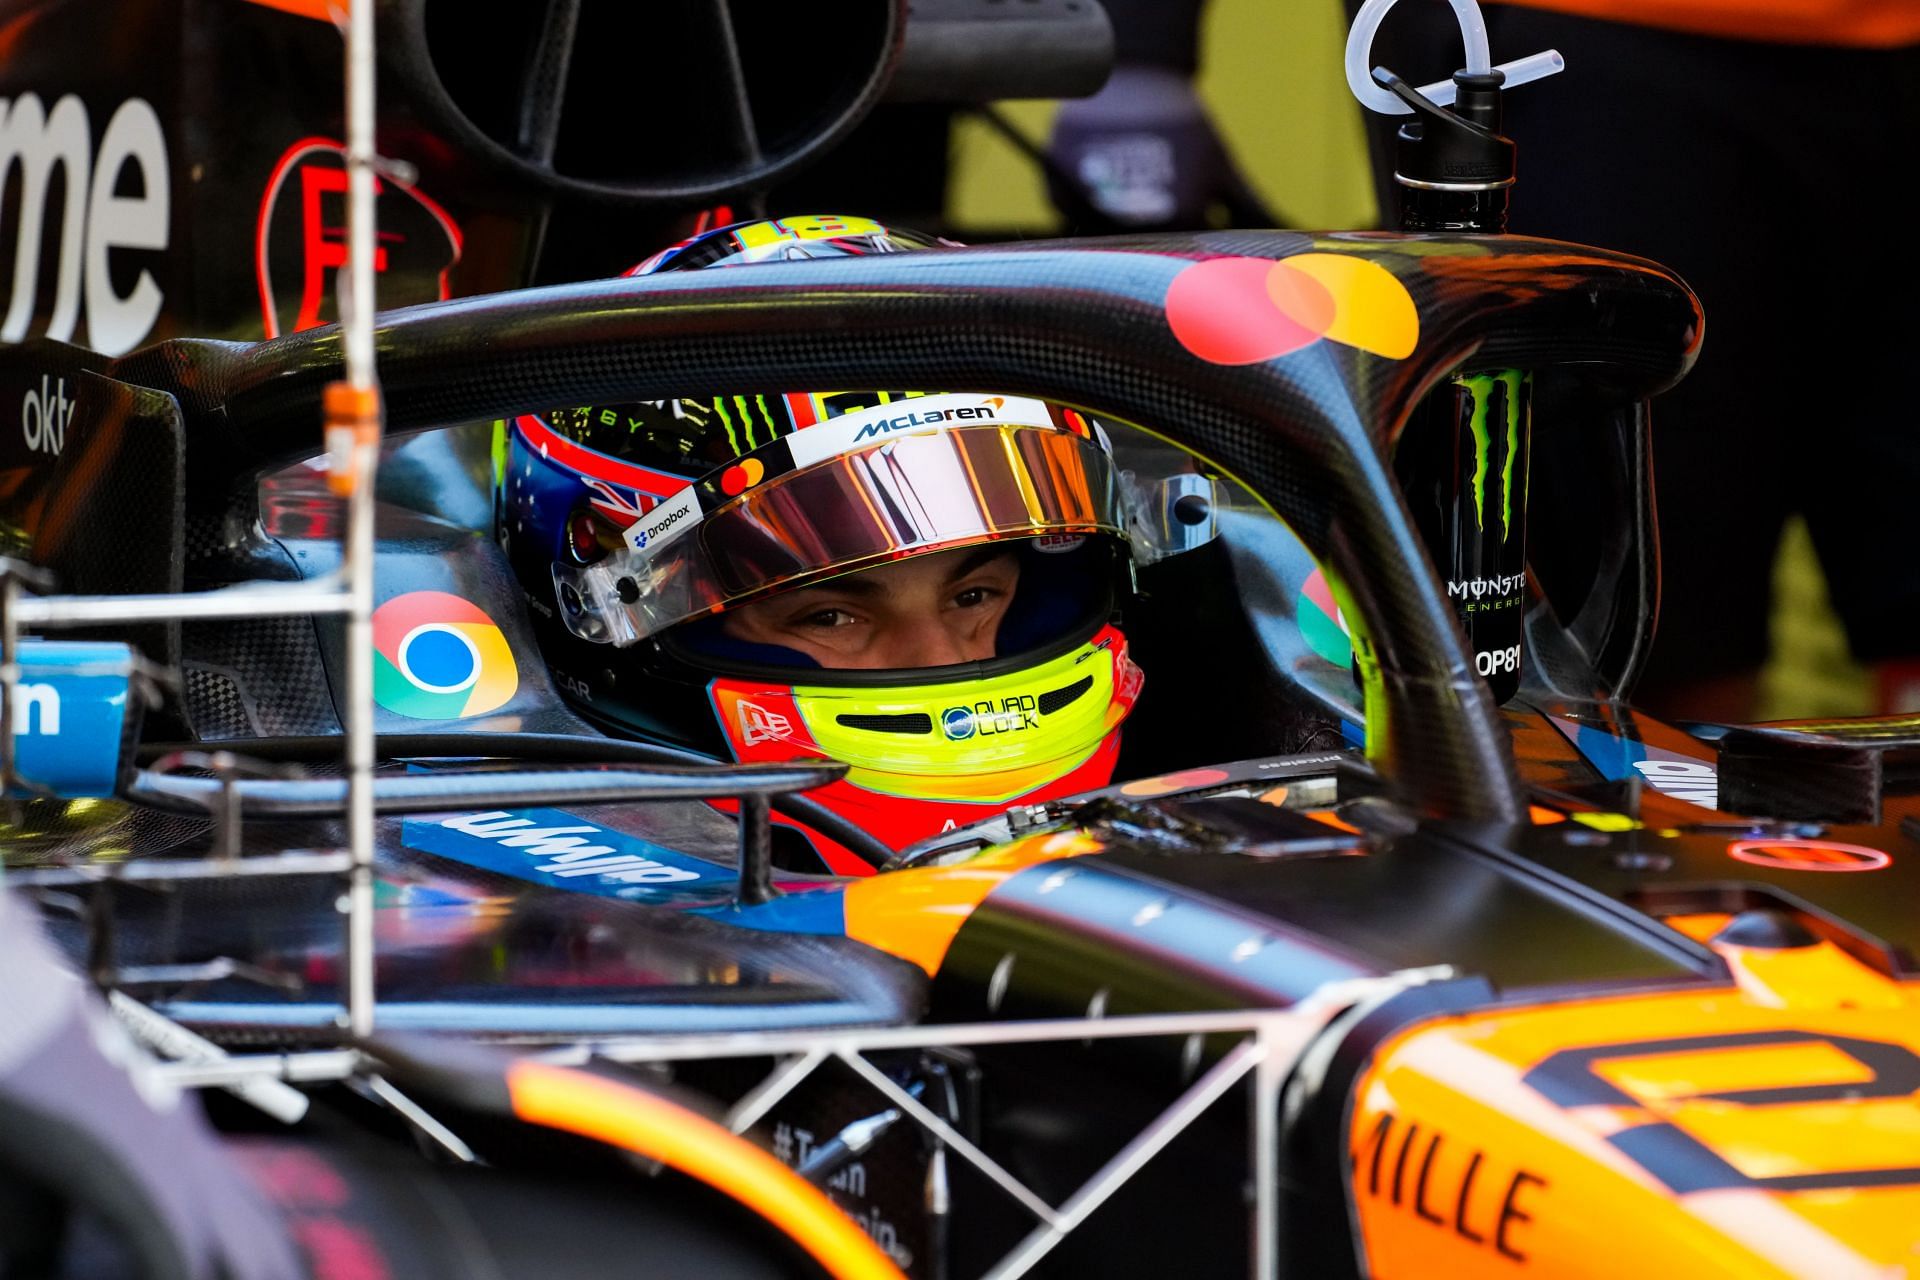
left=1396, top=370, right=1531, bottom=703
left=1378, top=67, right=1533, bottom=703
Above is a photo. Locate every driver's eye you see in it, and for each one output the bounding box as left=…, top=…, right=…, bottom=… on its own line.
left=954, top=585, right=998, bottom=609
left=799, top=608, right=856, bottom=629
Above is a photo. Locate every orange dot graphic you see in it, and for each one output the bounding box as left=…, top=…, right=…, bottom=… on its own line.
left=1280, top=254, right=1420, bottom=359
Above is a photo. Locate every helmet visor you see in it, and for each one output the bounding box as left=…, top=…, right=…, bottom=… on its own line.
left=554, top=424, right=1126, bottom=646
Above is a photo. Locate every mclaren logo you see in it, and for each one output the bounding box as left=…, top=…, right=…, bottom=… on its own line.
left=852, top=398, right=1004, bottom=443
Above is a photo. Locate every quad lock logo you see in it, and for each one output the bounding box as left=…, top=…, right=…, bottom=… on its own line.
left=1, top=93, right=170, bottom=355
left=21, top=375, right=73, bottom=455
left=942, top=695, right=1039, bottom=740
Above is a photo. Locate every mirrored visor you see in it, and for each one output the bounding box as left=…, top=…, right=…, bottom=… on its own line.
left=554, top=425, right=1126, bottom=646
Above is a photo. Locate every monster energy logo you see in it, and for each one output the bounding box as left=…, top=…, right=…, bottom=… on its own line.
left=1448, top=574, right=1526, bottom=600
left=1457, top=370, right=1529, bottom=541
left=708, top=394, right=786, bottom=455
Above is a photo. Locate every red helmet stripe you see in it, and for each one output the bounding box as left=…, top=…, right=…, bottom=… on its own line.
left=514, top=414, right=692, bottom=498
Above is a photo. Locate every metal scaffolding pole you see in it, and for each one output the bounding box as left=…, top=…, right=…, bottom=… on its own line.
left=334, top=0, right=383, bottom=1039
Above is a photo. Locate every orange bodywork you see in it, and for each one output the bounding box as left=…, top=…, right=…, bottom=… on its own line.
left=238, top=0, right=337, bottom=20
left=507, top=1061, right=906, bottom=1280
left=842, top=829, right=1102, bottom=975
left=1348, top=943, right=1920, bottom=1277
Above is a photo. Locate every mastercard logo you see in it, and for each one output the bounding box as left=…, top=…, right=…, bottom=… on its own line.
left=720, top=457, right=765, bottom=496
left=372, top=591, right=518, bottom=719
left=1120, top=768, right=1230, bottom=798
left=1165, top=253, right=1419, bottom=366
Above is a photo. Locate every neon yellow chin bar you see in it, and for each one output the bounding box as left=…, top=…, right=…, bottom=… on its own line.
left=795, top=637, right=1127, bottom=803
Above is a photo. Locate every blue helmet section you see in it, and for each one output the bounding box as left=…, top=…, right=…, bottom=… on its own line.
left=499, top=417, right=587, bottom=594
left=498, top=412, right=699, bottom=629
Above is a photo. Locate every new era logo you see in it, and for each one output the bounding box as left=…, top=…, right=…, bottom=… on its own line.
left=738, top=700, right=793, bottom=747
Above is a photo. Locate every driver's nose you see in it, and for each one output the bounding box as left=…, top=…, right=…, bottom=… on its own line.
left=875, top=615, right=988, bottom=669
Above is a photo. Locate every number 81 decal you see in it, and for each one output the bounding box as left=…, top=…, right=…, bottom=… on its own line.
left=1522, top=1029, right=1920, bottom=1192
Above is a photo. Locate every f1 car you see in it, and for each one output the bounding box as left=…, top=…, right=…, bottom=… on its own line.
left=6, top=2, right=1920, bottom=1278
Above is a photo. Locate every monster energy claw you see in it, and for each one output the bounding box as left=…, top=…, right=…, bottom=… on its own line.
left=1397, top=369, right=1533, bottom=704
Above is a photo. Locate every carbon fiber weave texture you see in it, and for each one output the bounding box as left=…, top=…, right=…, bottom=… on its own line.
left=105, top=232, right=1702, bottom=820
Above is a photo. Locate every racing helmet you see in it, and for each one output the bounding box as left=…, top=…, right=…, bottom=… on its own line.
left=498, top=217, right=1184, bottom=866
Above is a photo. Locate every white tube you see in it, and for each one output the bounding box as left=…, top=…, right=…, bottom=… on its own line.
left=1345, top=0, right=1563, bottom=116
left=1415, top=49, right=1565, bottom=108
left=1448, top=0, right=1492, bottom=72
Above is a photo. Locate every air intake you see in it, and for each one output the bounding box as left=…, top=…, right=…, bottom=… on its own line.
left=836, top=712, right=935, bottom=735
left=1038, top=676, right=1094, bottom=716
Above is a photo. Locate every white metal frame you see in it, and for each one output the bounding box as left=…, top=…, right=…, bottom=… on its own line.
left=0, top=0, right=383, bottom=1035
left=141, top=971, right=1450, bottom=1280
left=0, top=11, right=1429, bottom=1278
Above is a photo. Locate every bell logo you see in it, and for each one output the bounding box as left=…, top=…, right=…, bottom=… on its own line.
left=21, top=375, right=72, bottom=455
left=738, top=700, right=793, bottom=747
left=1, top=93, right=170, bottom=355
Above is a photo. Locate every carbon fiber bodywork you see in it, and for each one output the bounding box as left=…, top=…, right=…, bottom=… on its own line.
left=25, top=232, right=1699, bottom=823
left=71, top=229, right=1920, bottom=1280
left=19, top=2, right=1920, bottom=1272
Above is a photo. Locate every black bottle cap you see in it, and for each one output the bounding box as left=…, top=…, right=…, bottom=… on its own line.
left=1375, top=66, right=1516, bottom=191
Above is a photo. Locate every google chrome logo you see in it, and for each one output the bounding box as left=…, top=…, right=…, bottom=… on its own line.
left=373, top=591, right=518, bottom=719
left=1298, top=567, right=1354, bottom=668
